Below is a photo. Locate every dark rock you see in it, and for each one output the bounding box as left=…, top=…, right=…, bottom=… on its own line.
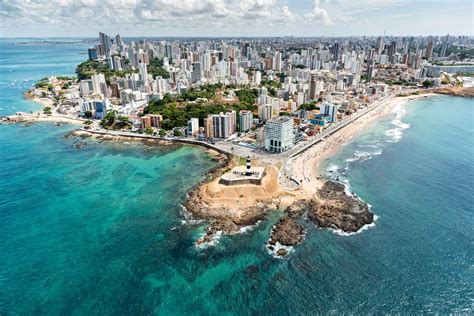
left=277, top=249, right=288, bottom=256
left=269, top=217, right=305, bottom=247
left=284, top=199, right=317, bottom=219
left=244, top=265, right=259, bottom=278
left=308, top=180, right=374, bottom=232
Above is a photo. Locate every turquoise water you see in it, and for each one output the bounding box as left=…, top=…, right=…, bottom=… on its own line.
left=0, top=39, right=473, bottom=314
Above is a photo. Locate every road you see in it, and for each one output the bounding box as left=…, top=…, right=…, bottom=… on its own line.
left=278, top=93, right=393, bottom=190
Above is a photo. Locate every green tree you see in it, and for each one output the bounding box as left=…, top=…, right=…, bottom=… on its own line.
left=159, top=129, right=166, bottom=137
left=422, top=80, right=434, bottom=88
left=83, top=120, right=93, bottom=128
left=145, top=127, right=154, bottom=135
left=173, top=130, right=183, bottom=137
left=148, top=58, right=170, bottom=79
left=118, top=115, right=129, bottom=124
left=84, top=110, right=93, bottom=118
left=43, top=107, right=52, bottom=114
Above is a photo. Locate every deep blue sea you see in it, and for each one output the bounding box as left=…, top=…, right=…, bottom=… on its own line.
left=0, top=39, right=472, bottom=314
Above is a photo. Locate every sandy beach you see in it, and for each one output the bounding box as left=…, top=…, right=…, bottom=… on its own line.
left=32, top=97, right=54, bottom=108
left=288, top=93, right=435, bottom=195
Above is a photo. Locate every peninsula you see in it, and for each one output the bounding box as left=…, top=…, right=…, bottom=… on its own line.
left=4, top=32, right=474, bottom=256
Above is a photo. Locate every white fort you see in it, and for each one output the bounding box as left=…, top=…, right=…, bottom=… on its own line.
left=220, top=156, right=265, bottom=186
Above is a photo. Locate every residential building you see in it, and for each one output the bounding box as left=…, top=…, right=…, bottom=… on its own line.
left=239, top=110, right=253, bottom=132
left=320, top=101, right=340, bottom=122
left=187, top=118, right=199, bottom=136
left=258, top=104, right=273, bottom=121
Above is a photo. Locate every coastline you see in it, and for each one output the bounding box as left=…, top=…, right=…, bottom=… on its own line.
left=289, top=93, right=436, bottom=195
left=11, top=85, right=473, bottom=256
left=182, top=92, right=444, bottom=253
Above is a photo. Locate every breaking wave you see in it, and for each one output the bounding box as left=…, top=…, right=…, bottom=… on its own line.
left=385, top=103, right=410, bottom=143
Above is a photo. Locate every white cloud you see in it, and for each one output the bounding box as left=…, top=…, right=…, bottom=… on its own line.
left=0, top=0, right=470, bottom=36
left=0, top=0, right=300, bottom=30
left=305, top=0, right=333, bottom=25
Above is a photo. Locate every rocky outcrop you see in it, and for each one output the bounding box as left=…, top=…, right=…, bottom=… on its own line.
left=267, top=180, right=374, bottom=256
left=309, top=181, right=374, bottom=232
left=284, top=198, right=317, bottom=218
left=268, top=217, right=305, bottom=247
left=431, top=87, right=474, bottom=98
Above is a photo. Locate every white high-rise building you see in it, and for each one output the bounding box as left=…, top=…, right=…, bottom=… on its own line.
left=253, top=71, right=261, bottom=85
left=139, top=63, right=148, bottom=82
left=274, top=52, right=282, bottom=71
left=226, top=109, right=237, bottom=134
left=258, top=104, right=273, bottom=121
left=264, top=117, right=295, bottom=153
left=187, top=118, right=199, bottom=136
left=91, top=73, right=106, bottom=95
left=202, top=53, right=211, bottom=72
left=320, top=101, right=340, bottom=122
left=239, top=110, right=253, bottom=132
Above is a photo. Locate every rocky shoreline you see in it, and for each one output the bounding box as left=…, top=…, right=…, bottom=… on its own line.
left=429, top=87, right=474, bottom=98
left=184, top=152, right=375, bottom=256
left=183, top=154, right=273, bottom=247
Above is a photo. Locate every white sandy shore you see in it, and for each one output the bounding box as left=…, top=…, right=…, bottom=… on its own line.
left=289, top=93, right=435, bottom=195
left=14, top=97, right=85, bottom=125
left=32, top=97, right=53, bottom=108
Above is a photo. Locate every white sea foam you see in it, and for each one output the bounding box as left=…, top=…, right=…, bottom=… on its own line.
left=326, top=163, right=339, bottom=173
left=194, top=230, right=223, bottom=249
left=385, top=103, right=411, bottom=143
left=239, top=220, right=261, bottom=234
left=346, top=149, right=383, bottom=163
left=267, top=241, right=295, bottom=259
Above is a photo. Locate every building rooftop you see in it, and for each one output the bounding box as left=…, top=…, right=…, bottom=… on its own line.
left=267, top=116, right=293, bottom=124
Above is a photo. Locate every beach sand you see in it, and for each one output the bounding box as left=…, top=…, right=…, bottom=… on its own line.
left=288, top=94, right=434, bottom=195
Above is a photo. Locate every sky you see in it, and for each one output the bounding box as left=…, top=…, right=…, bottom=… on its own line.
left=0, top=0, right=473, bottom=38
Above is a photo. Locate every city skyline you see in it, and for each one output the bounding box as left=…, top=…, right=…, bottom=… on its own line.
left=0, top=0, right=473, bottom=38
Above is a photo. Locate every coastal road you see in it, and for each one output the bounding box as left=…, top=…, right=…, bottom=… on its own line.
left=278, top=94, right=393, bottom=191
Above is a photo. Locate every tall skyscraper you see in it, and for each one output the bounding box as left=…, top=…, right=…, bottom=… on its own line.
left=309, top=73, right=318, bottom=100
left=388, top=41, right=397, bottom=62
left=332, top=42, right=340, bottom=64
left=239, top=110, right=253, bottom=132
left=274, top=52, right=282, bottom=71
left=366, top=60, right=374, bottom=82
left=99, top=32, right=112, bottom=57
left=192, top=62, right=203, bottom=82
left=440, top=35, right=449, bottom=57
left=139, top=63, right=148, bottom=82
left=426, top=41, right=433, bottom=60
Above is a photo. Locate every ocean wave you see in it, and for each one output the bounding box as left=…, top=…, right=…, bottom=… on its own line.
left=385, top=103, right=410, bottom=143
left=345, top=149, right=383, bottom=163
left=194, top=230, right=222, bottom=249
left=239, top=220, right=261, bottom=234
left=385, top=128, right=403, bottom=142
left=267, top=241, right=294, bottom=259
left=326, top=162, right=339, bottom=173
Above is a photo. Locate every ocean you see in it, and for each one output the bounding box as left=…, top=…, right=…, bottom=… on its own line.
left=0, top=39, right=472, bottom=314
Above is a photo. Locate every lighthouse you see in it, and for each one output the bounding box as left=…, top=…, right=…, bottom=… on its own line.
left=245, top=156, right=252, bottom=176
